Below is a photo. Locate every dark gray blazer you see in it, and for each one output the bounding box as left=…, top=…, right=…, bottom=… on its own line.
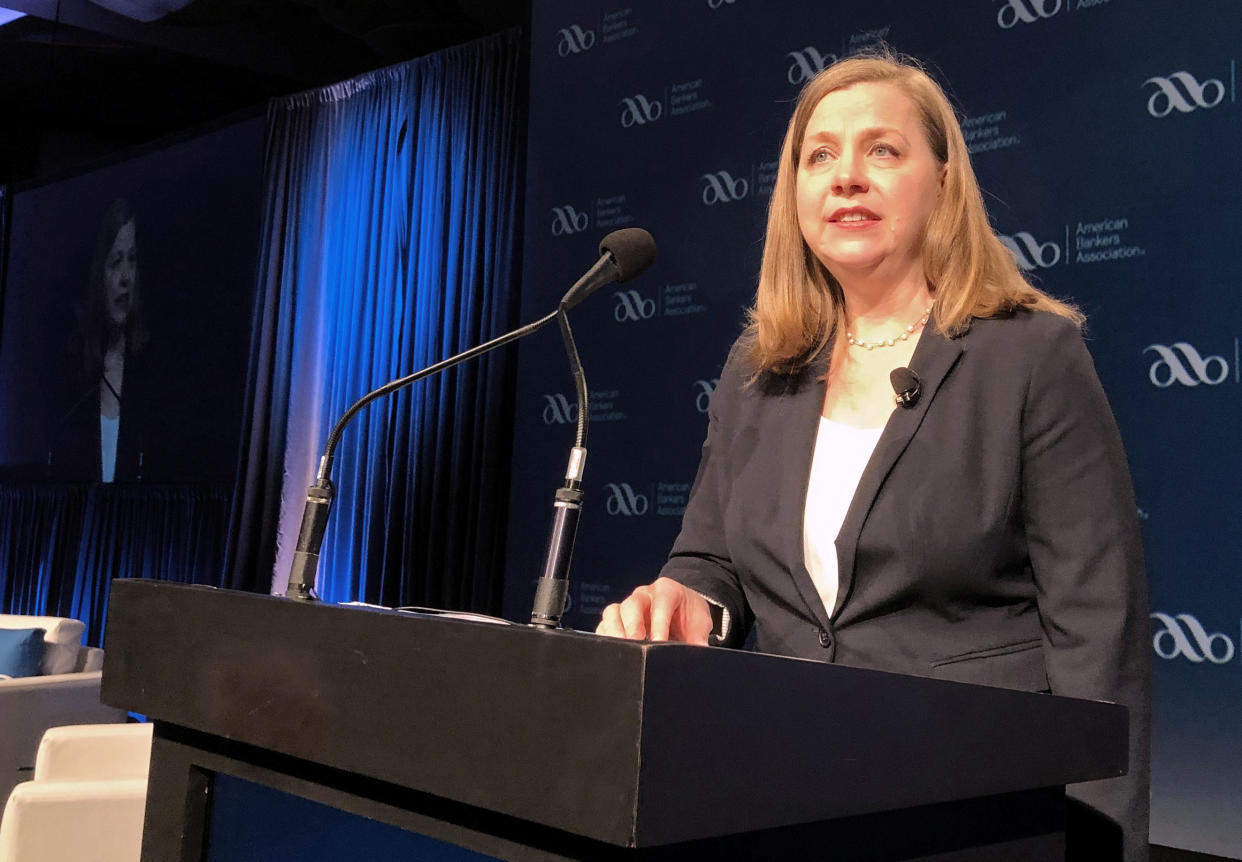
left=662, top=308, right=1150, bottom=861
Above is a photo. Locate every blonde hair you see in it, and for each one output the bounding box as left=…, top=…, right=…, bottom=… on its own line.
left=747, top=52, right=1081, bottom=374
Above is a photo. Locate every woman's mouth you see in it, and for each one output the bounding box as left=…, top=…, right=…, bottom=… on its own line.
left=828, top=207, right=880, bottom=223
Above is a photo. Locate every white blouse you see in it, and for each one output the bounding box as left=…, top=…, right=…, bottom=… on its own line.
left=802, top=417, right=884, bottom=618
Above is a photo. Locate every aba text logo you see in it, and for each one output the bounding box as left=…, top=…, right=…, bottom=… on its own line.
left=604, top=482, right=649, bottom=516
left=1143, top=342, right=1229, bottom=387
left=551, top=205, right=589, bottom=236
left=999, top=231, right=1060, bottom=269
left=541, top=394, right=578, bottom=425
left=619, top=95, right=662, bottom=127
left=996, top=0, right=1061, bottom=28
left=700, top=171, right=749, bottom=205
left=1144, top=71, right=1225, bottom=117
left=614, top=289, right=656, bottom=322
left=787, top=47, right=837, bottom=85
left=1152, top=612, right=1235, bottom=664
left=693, top=378, right=718, bottom=413
left=556, top=25, right=595, bottom=56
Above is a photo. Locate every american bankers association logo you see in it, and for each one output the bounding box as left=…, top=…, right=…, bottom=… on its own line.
left=556, top=24, right=595, bottom=56
left=787, top=47, right=837, bottom=85
left=996, top=0, right=1061, bottom=28
left=541, top=393, right=577, bottom=425
left=998, top=231, right=1060, bottom=270
left=1143, top=342, right=1232, bottom=387
left=619, top=95, right=662, bottom=127
left=1003, top=218, right=1144, bottom=266
left=1152, top=613, right=1236, bottom=664
left=700, top=171, right=749, bottom=205
left=614, top=289, right=655, bottom=322
left=1144, top=70, right=1228, bottom=117
left=604, top=482, right=649, bottom=516
left=550, top=205, right=589, bottom=236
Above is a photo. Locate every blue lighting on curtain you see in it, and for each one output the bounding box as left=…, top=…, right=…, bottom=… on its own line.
left=252, top=32, right=523, bottom=609
left=0, top=484, right=229, bottom=645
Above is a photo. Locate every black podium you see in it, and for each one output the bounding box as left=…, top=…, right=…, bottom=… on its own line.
left=101, top=579, right=1127, bottom=861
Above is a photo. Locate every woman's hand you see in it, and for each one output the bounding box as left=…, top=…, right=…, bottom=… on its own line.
left=595, top=577, right=713, bottom=645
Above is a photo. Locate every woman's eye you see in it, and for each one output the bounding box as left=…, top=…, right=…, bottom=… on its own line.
left=872, top=143, right=897, bottom=158
left=808, top=149, right=830, bottom=165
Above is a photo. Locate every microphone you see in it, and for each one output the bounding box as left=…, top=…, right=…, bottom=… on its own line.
left=890, top=367, right=921, bottom=408
left=560, top=228, right=656, bottom=310
left=284, top=229, right=657, bottom=603
left=529, top=228, right=657, bottom=628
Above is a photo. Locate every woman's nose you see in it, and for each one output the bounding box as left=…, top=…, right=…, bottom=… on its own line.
left=832, top=151, right=867, bottom=194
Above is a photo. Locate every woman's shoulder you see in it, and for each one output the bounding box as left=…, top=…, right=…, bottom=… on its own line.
left=966, top=306, right=1084, bottom=348
left=715, top=330, right=825, bottom=403
left=961, top=308, right=1097, bottom=392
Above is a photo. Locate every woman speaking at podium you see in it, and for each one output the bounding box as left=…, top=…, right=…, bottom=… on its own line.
left=595, top=53, right=1149, bottom=861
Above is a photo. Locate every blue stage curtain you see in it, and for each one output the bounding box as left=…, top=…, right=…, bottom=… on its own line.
left=229, top=30, right=523, bottom=610
left=0, top=485, right=88, bottom=617
left=0, top=483, right=230, bottom=645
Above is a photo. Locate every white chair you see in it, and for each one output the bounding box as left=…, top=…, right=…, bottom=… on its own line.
left=0, top=723, right=153, bottom=862
left=0, top=615, right=126, bottom=814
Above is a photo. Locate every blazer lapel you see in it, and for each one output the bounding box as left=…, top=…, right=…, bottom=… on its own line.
left=832, top=317, right=965, bottom=616
left=770, top=353, right=836, bottom=632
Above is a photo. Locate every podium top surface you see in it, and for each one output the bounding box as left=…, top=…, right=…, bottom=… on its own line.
left=102, top=579, right=1126, bottom=848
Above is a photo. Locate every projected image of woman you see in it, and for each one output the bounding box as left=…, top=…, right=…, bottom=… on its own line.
left=596, top=54, right=1150, bottom=861
left=51, top=198, right=148, bottom=482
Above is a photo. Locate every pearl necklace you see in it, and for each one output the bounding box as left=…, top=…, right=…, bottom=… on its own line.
left=846, top=304, right=933, bottom=351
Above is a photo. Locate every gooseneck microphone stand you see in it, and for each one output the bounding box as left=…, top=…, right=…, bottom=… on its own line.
left=284, top=228, right=657, bottom=616
left=528, top=307, right=588, bottom=628
left=284, top=309, right=560, bottom=601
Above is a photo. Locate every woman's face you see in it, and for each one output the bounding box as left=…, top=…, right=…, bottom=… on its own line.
left=104, top=219, right=136, bottom=327
left=795, top=82, right=944, bottom=289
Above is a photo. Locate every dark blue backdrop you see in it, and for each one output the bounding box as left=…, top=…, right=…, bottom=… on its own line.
left=504, top=1, right=1242, bottom=856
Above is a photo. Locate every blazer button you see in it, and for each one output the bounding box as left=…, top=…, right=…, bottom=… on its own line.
left=818, top=630, right=832, bottom=649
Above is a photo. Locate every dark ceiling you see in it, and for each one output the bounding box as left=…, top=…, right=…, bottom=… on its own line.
left=0, top=0, right=526, bottom=187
